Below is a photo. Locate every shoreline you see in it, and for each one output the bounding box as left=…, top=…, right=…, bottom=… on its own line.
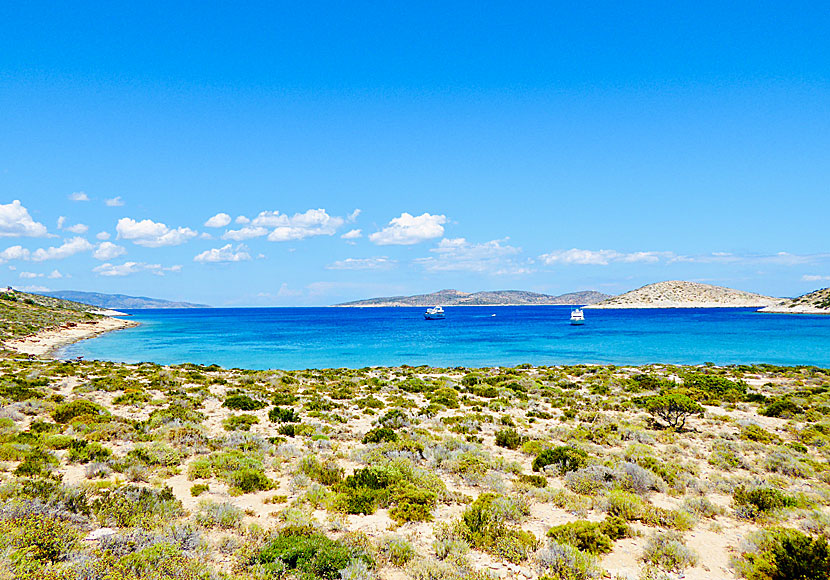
left=2, top=316, right=140, bottom=358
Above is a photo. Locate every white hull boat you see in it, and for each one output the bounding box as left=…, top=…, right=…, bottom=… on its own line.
left=570, top=309, right=585, bottom=325
left=424, top=306, right=445, bottom=320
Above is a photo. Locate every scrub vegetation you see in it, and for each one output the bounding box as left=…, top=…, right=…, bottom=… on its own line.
left=0, top=353, right=828, bottom=579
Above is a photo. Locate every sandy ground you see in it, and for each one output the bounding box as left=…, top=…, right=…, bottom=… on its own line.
left=2, top=316, right=139, bottom=357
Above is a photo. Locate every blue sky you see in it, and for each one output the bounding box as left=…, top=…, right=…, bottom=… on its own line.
left=1, top=2, right=828, bottom=305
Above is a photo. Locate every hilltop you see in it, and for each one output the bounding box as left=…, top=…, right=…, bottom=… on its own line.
left=758, top=287, right=830, bottom=314
left=40, top=290, right=210, bottom=309
left=336, top=288, right=611, bottom=307
left=586, top=280, right=780, bottom=309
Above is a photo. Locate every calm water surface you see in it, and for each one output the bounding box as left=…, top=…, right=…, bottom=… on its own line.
left=59, top=306, right=830, bottom=370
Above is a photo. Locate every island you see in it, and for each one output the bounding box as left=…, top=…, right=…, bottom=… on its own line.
left=335, top=288, right=611, bottom=307
left=585, top=280, right=780, bottom=309
left=758, top=287, right=830, bottom=314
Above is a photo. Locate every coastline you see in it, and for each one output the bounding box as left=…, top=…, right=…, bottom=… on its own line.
left=2, top=316, right=139, bottom=358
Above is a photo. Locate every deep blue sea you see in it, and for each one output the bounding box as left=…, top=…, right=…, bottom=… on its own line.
left=58, top=306, right=830, bottom=370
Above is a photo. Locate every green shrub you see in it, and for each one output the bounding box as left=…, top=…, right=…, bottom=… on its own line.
left=67, top=439, right=112, bottom=463
left=740, top=424, right=780, bottom=443
left=300, top=456, right=344, bottom=486
left=223, top=413, right=259, bottom=431
left=254, top=528, right=372, bottom=580
left=495, top=428, right=522, bottom=450
left=761, top=399, right=802, bottom=418
left=682, top=373, right=747, bottom=403
left=223, top=394, right=267, bottom=411
left=459, top=493, right=537, bottom=563
left=645, top=393, right=704, bottom=429
left=228, top=468, right=274, bottom=493
left=733, top=486, right=798, bottom=517
left=196, top=500, right=244, bottom=529
left=547, top=520, right=613, bottom=555
left=532, top=446, right=588, bottom=474
left=735, top=528, right=830, bottom=580
left=269, top=406, right=301, bottom=423
left=380, top=535, right=415, bottom=567
left=190, top=483, right=210, bottom=497
left=52, top=399, right=105, bottom=423
left=517, top=474, right=547, bottom=488
left=0, top=513, right=79, bottom=563
left=362, top=427, right=398, bottom=444
left=429, top=387, right=460, bottom=409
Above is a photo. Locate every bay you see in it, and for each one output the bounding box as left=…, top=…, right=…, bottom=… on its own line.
left=58, top=306, right=830, bottom=370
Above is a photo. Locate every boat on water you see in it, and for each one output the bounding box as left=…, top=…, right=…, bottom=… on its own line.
left=570, top=308, right=585, bottom=325
left=424, top=306, right=445, bottom=320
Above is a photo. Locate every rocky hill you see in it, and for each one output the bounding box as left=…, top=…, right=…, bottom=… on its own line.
left=758, top=287, right=830, bottom=314
left=40, top=290, right=209, bottom=309
left=0, top=288, right=100, bottom=345
left=336, top=289, right=611, bottom=307
left=585, top=280, right=780, bottom=309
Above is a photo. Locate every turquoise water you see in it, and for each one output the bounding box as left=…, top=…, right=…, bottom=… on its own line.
left=58, top=306, right=830, bottom=370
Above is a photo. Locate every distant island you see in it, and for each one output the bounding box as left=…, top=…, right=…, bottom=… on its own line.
left=38, top=290, right=210, bottom=310
left=758, top=287, right=830, bottom=315
left=335, top=288, right=611, bottom=307
left=585, top=280, right=780, bottom=309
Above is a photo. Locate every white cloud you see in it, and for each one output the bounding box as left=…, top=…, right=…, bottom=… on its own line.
left=802, top=274, right=830, bottom=282
left=17, top=284, right=50, bottom=292
left=0, top=200, right=48, bottom=237
left=18, top=269, right=65, bottom=279
left=204, top=212, right=232, bottom=228
left=47, top=269, right=63, bottom=279
left=31, top=237, right=94, bottom=261
left=415, top=238, right=529, bottom=274
left=66, top=223, right=88, bottom=234
left=193, top=244, right=252, bottom=263
left=105, top=196, right=124, bottom=207
left=93, top=261, right=182, bottom=277
left=369, top=212, right=447, bottom=246
left=96, top=231, right=111, bottom=240
left=116, top=217, right=198, bottom=247
left=341, top=229, right=362, bottom=240
left=348, top=209, right=361, bottom=222
left=0, top=245, right=30, bottom=262
left=540, top=248, right=671, bottom=266
left=69, top=191, right=89, bottom=202
left=93, top=241, right=127, bottom=261
left=19, top=271, right=40, bottom=279
left=57, top=216, right=66, bottom=229
left=235, top=215, right=250, bottom=224
left=246, top=208, right=345, bottom=242
left=327, top=257, right=396, bottom=270
left=222, top=226, right=269, bottom=241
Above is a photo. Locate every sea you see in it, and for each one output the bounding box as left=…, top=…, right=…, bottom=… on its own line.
left=56, top=306, right=830, bottom=370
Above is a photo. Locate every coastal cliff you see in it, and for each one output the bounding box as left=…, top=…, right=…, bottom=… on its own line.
left=758, top=287, right=830, bottom=314
left=585, top=280, right=780, bottom=309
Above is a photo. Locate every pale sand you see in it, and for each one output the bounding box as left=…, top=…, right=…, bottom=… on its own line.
left=2, top=316, right=139, bottom=357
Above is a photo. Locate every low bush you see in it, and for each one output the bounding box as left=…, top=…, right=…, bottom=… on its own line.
left=735, top=528, right=830, bottom=580
left=532, top=446, right=588, bottom=474
left=494, top=428, right=522, bottom=450
left=223, top=413, right=259, bottom=431
left=52, top=399, right=106, bottom=423
left=222, top=394, right=267, bottom=411
left=536, top=541, right=600, bottom=580
left=362, top=426, right=398, bottom=444
left=269, top=406, right=301, bottom=423
left=641, top=531, right=697, bottom=573
left=459, top=493, right=537, bottom=563
left=253, top=527, right=372, bottom=580
left=733, top=485, right=798, bottom=518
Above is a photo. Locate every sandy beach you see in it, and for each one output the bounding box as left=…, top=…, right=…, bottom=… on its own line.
left=2, top=315, right=139, bottom=357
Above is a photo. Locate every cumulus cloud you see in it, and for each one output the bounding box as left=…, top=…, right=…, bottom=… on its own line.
left=105, top=196, right=125, bottom=207
left=244, top=208, right=344, bottom=242
left=326, top=257, right=396, bottom=270
left=47, top=269, right=64, bottom=279
left=235, top=215, right=250, bottom=224
left=93, top=261, right=182, bottom=277
left=204, top=212, right=232, bottom=228
left=803, top=274, right=830, bottom=282
left=96, top=231, right=111, bottom=240
left=415, top=238, right=529, bottom=274
left=31, top=237, right=94, bottom=261
left=69, top=191, right=89, bottom=201
left=116, top=218, right=198, bottom=247
left=0, top=200, right=48, bottom=238
left=540, top=248, right=671, bottom=266
left=341, top=229, right=362, bottom=240
left=222, top=226, right=269, bottom=241
left=369, top=212, right=447, bottom=246
left=0, top=246, right=31, bottom=262
left=193, top=244, right=252, bottom=263
left=93, top=241, right=127, bottom=261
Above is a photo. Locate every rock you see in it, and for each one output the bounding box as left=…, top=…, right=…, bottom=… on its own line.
left=85, top=528, right=116, bottom=541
